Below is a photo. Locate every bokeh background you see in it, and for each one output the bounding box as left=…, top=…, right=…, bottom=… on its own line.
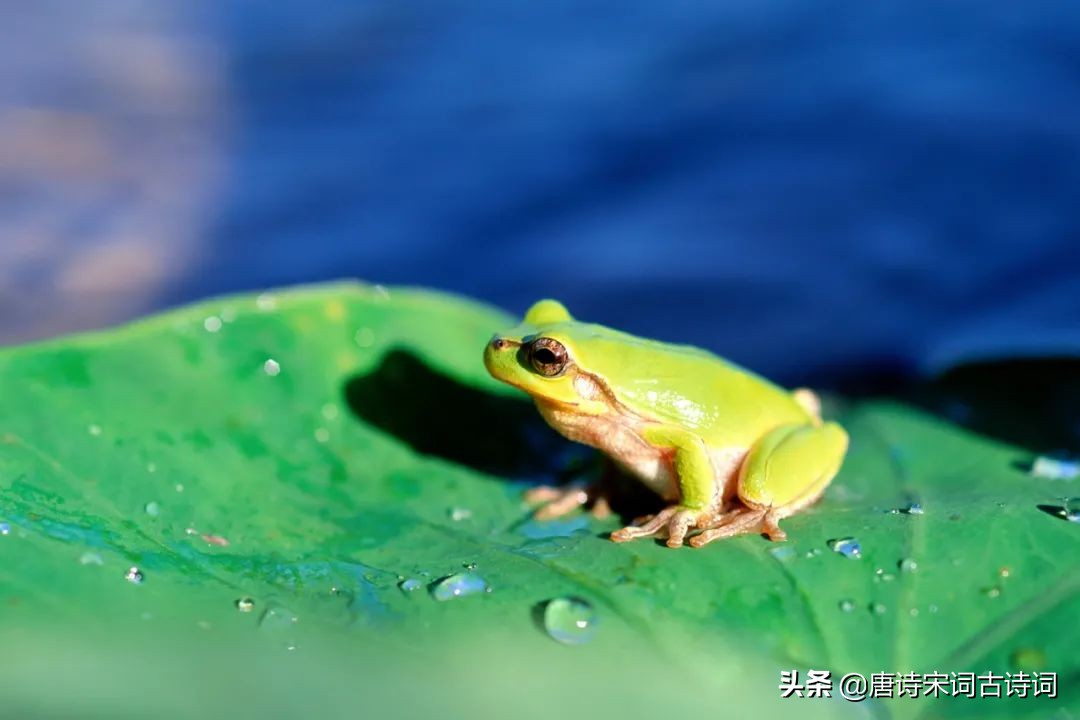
left=3, top=1, right=1079, bottom=387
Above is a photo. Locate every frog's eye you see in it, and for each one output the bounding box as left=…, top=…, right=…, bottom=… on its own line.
left=528, top=337, right=569, bottom=377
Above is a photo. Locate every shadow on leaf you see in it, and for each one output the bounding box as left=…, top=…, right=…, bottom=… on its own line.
left=342, top=348, right=581, bottom=478
left=916, top=358, right=1080, bottom=454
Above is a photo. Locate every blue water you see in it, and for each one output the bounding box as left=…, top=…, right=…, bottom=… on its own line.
left=2, top=2, right=1079, bottom=384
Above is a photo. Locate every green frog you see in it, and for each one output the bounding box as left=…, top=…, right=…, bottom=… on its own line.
left=483, top=300, right=848, bottom=547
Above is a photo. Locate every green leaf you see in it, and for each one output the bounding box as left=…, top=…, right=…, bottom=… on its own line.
left=0, top=282, right=1075, bottom=720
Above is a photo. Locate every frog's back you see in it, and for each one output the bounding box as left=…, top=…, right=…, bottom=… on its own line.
left=554, top=323, right=810, bottom=445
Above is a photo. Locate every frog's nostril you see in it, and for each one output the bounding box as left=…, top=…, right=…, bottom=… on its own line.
left=491, top=337, right=508, bottom=351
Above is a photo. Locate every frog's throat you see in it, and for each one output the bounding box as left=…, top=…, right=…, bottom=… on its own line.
left=537, top=368, right=652, bottom=425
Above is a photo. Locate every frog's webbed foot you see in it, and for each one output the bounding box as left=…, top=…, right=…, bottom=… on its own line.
left=525, top=483, right=612, bottom=521
left=610, top=505, right=712, bottom=548
left=688, top=506, right=786, bottom=547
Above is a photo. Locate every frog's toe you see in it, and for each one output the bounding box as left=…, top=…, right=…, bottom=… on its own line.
left=611, top=506, right=709, bottom=546
left=524, top=485, right=564, bottom=504
left=532, top=488, right=590, bottom=520
left=664, top=509, right=706, bottom=548
left=688, top=507, right=772, bottom=547
left=610, top=506, right=679, bottom=543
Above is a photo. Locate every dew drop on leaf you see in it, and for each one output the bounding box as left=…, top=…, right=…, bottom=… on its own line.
left=398, top=578, right=423, bottom=593
left=838, top=599, right=855, bottom=613
left=258, top=605, right=299, bottom=631
left=430, top=572, right=488, bottom=601
left=827, top=537, right=861, bottom=558
left=542, top=597, right=597, bottom=645
left=125, top=567, right=144, bottom=584
left=769, top=546, right=795, bottom=561
left=235, top=597, right=255, bottom=613
left=1030, top=456, right=1079, bottom=480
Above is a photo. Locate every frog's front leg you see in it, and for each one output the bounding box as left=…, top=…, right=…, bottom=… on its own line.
left=689, top=421, right=848, bottom=547
left=610, top=426, right=725, bottom=548
left=525, top=458, right=621, bottom=520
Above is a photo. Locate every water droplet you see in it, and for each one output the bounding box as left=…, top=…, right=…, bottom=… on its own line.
left=838, top=599, right=855, bottom=613
left=0, top=522, right=9, bottom=536
left=258, top=605, right=299, bottom=631
left=827, top=537, right=861, bottom=559
left=449, top=507, right=472, bottom=522
left=203, top=316, right=223, bottom=333
left=430, top=572, right=489, bottom=601
left=146, top=463, right=157, bottom=474
left=314, top=428, right=330, bottom=443
left=175, top=484, right=185, bottom=493
left=909, top=607, right=920, bottom=617
left=898, top=558, right=918, bottom=573
left=1030, top=456, right=1079, bottom=480
left=462, top=562, right=477, bottom=571
left=263, top=359, right=281, bottom=377
left=1063, top=497, right=1080, bottom=522
left=769, top=546, right=796, bottom=561
left=354, top=328, right=376, bottom=348
left=79, top=551, right=103, bottom=566
left=88, top=424, right=102, bottom=436
left=1010, top=647, right=1047, bottom=672
left=235, top=597, right=255, bottom=613
left=902, top=502, right=924, bottom=515
left=983, top=585, right=1002, bottom=599
left=870, top=602, right=887, bottom=615
left=125, top=566, right=145, bottom=584
left=321, top=404, right=339, bottom=421
left=542, top=597, right=597, bottom=645
left=873, top=569, right=895, bottom=583
left=144, top=501, right=160, bottom=517
left=256, top=293, right=277, bottom=311
left=220, top=307, right=237, bottom=323
left=398, top=578, right=423, bottom=593
left=998, top=566, right=1012, bottom=579
left=803, top=548, right=822, bottom=558
left=929, top=604, right=939, bottom=614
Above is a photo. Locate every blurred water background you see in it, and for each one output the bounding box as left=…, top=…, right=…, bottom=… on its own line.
left=2, top=1, right=1078, bottom=386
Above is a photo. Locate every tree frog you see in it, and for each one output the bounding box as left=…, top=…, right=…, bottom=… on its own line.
left=483, top=300, right=848, bottom=547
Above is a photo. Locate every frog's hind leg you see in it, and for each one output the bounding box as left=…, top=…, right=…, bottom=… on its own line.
left=689, top=421, right=848, bottom=547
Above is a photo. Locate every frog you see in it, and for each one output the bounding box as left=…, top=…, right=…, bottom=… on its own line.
left=483, top=299, right=848, bottom=547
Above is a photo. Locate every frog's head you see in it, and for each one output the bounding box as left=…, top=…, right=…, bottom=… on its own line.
left=484, top=299, right=610, bottom=415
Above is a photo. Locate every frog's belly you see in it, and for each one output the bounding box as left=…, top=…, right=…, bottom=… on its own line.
left=607, top=437, right=673, bottom=498
left=535, top=400, right=749, bottom=501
